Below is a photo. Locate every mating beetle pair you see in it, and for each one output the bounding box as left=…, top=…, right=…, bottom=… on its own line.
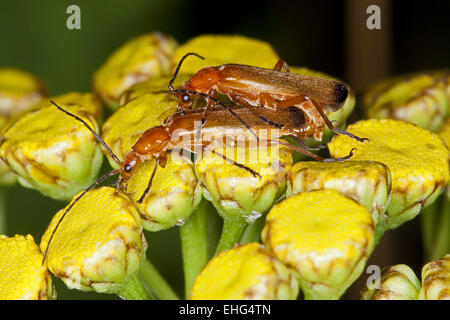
left=44, top=53, right=366, bottom=262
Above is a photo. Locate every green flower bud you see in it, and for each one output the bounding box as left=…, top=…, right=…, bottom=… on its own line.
left=362, top=71, right=449, bottom=132
left=0, top=93, right=104, bottom=200
left=0, top=68, right=46, bottom=117
left=93, top=32, right=177, bottom=110
left=0, top=68, right=48, bottom=185
left=262, top=190, right=374, bottom=300
left=361, top=264, right=420, bottom=300
left=191, top=243, right=299, bottom=299
left=419, top=254, right=450, bottom=300
left=0, top=234, right=56, bottom=300
left=40, top=187, right=147, bottom=295
left=0, top=115, right=16, bottom=186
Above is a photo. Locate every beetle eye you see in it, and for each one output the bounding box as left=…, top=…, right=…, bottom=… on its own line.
left=124, top=164, right=132, bottom=172
left=182, top=94, right=190, bottom=102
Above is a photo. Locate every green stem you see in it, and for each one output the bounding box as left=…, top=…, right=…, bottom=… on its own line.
left=179, top=199, right=208, bottom=298
left=374, top=223, right=387, bottom=247
left=116, top=273, right=152, bottom=300
left=0, top=187, right=7, bottom=234
left=215, top=217, right=247, bottom=254
left=240, top=214, right=266, bottom=244
left=139, top=259, right=179, bottom=300
left=430, top=196, right=450, bottom=260
left=421, top=200, right=439, bottom=259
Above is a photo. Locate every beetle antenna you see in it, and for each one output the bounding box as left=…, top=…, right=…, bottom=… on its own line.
left=168, top=52, right=204, bottom=92
left=51, top=100, right=122, bottom=166
left=42, top=169, right=121, bottom=265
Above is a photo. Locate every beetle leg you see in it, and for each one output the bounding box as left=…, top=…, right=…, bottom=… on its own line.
left=273, top=59, right=290, bottom=73
left=276, top=95, right=309, bottom=109
left=289, top=135, right=328, bottom=151
left=200, top=89, right=218, bottom=124
left=211, top=149, right=262, bottom=179
left=323, top=148, right=357, bottom=162
left=260, top=92, right=278, bottom=109
left=277, top=139, right=324, bottom=161
left=137, top=157, right=161, bottom=204
left=200, top=142, right=262, bottom=179
left=278, top=138, right=355, bottom=162
left=310, top=99, right=369, bottom=142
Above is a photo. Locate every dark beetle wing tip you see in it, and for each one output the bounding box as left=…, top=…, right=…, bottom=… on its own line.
left=331, top=83, right=349, bottom=110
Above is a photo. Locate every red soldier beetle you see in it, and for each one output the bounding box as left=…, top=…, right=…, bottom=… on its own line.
left=43, top=100, right=355, bottom=264
left=168, top=52, right=368, bottom=143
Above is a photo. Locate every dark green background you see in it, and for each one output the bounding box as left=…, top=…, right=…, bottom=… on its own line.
left=0, top=0, right=448, bottom=299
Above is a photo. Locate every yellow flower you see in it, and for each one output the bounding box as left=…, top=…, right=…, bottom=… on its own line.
left=287, top=160, right=391, bottom=227
left=362, top=71, right=449, bottom=132
left=40, top=187, right=146, bottom=294
left=196, top=144, right=292, bottom=220
left=0, top=68, right=46, bottom=117
left=125, top=156, right=202, bottom=231
left=93, top=32, right=177, bottom=110
left=419, top=254, right=450, bottom=300
left=191, top=243, right=298, bottom=300
left=329, top=119, right=449, bottom=230
left=262, top=190, right=374, bottom=300
left=361, top=264, right=421, bottom=300
left=0, top=93, right=104, bottom=200
left=437, top=119, right=450, bottom=199
left=0, top=234, right=55, bottom=300
left=172, top=34, right=280, bottom=74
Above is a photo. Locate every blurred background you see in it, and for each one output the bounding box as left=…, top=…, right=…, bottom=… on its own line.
left=0, top=0, right=448, bottom=299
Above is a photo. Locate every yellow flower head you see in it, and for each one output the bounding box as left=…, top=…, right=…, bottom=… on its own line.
left=362, top=71, right=449, bottom=132
left=93, top=32, right=177, bottom=110
left=196, top=143, right=292, bottom=220
left=0, top=68, right=46, bottom=117
left=125, top=156, right=202, bottom=231
left=438, top=119, right=450, bottom=198
left=0, top=93, right=104, bottom=200
left=329, top=119, right=449, bottom=230
left=361, top=264, right=421, bottom=300
left=287, top=160, right=391, bottom=225
left=419, top=254, right=450, bottom=300
left=0, top=234, right=55, bottom=300
left=40, top=187, right=146, bottom=294
left=262, top=190, right=374, bottom=300
left=191, top=243, right=298, bottom=300
left=172, top=34, right=280, bottom=74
